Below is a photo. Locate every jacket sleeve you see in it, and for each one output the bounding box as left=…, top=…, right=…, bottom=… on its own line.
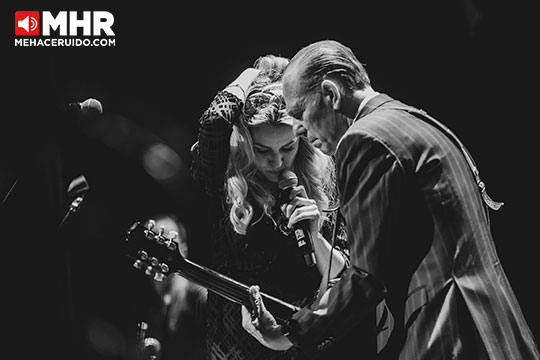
left=190, top=90, right=242, bottom=197
left=285, top=132, right=404, bottom=356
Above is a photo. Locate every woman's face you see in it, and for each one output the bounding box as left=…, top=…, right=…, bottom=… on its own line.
left=250, top=123, right=299, bottom=183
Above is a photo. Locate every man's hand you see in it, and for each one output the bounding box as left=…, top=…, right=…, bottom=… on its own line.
left=241, top=285, right=294, bottom=351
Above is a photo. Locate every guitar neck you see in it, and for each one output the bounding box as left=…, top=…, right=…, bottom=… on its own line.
left=177, top=258, right=299, bottom=322
left=124, top=221, right=300, bottom=323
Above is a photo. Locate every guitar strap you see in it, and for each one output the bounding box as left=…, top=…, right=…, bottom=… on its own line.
left=308, top=104, right=503, bottom=354
left=385, top=104, right=504, bottom=221
left=315, top=103, right=504, bottom=302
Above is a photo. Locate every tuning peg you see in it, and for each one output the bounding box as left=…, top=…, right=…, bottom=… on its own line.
left=153, top=272, right=165, bottom=282
left=145, top=266, right=155, bottom=277
left=156, top=235, right=166, bottom=245
left=133, top=259, right=143, bottom=269
left=165, top=231, right=178, bottom=250
left=146, top=219, right=156, bottom=230
left=137, top=250, right=148, bottom=260
left=166, top=241, right=177, bottom=251
left=159, top=263, right=169, bottom=273
left=158, top=226, right=165, bottom=236
left=149, top=257, right=159, bottom=266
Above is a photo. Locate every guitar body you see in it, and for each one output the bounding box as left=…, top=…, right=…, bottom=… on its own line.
left=125, top=220, right=299, bottom=323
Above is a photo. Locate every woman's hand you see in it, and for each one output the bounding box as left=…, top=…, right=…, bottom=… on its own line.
left=241, top=285, right=293, bottom=351
left=281, top=185, right=321, bottom=235
left=281, top=185, right=347, bottom=278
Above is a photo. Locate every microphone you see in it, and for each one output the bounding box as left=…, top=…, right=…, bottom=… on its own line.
left=278, top=171, right=317, bottom=267
left=64, top=98, right=104, bottom=137
left=67, top=175, right=90, bottom=202
left=142, top=337, right=161, bottom=360
left=58, top=175, right=89, bottom=230
left=136, top=321, right=161, bottom=360
left=67, top=98, right=103, bottom=116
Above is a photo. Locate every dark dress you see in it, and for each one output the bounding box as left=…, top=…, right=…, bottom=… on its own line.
left=191, top=90, right=347, bottom=359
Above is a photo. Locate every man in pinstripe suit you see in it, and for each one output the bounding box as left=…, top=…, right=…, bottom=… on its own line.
left=242, top=40, right=540, bottom=359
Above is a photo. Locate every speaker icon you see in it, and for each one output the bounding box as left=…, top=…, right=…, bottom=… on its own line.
left=15, top=11, right=40, bottom=36
left=18, top=16, right=38, bottom=32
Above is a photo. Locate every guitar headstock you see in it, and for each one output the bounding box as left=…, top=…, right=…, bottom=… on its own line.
left=125, top=219, right=184, bottom=282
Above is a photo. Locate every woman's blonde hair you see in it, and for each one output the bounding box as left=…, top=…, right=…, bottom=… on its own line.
left=226, top=55, right=336, bottom=235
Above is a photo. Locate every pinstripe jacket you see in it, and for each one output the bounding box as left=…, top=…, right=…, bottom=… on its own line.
left=288, top=94, right=539, bottom=359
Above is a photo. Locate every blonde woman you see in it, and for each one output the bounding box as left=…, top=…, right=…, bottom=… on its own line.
left=190, top=55, right=348, bottom=359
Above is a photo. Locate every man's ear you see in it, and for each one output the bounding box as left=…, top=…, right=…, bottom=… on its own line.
left=321, top=79, right=341, bottom=110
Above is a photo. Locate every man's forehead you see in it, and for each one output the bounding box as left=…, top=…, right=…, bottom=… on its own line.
left=285, top=96, right=305, bottom=115
left=283, top=81, right=304, bottom=111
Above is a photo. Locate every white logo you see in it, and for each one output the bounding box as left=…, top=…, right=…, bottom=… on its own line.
left=17, top=15, right=38, bottom=32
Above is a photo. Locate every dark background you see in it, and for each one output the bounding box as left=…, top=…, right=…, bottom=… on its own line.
left=4, top=1, right=538, bottom=359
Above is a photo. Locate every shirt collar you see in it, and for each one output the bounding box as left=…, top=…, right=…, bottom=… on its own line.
left=354, top=88, right=380, bottom=122
left=335, top=88, right=380, bottom=153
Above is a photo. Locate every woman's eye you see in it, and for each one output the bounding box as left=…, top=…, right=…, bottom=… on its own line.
left=255, top=148, right=269, bottom=154
left=282, top=146, right=294, bottom=152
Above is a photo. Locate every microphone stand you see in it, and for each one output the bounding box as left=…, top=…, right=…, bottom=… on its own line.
left=58, top=175, right=89, bottom=230
left=58, top=195, right=85, bottom=230
left=0, top=178, right=18, bottom=207
left=136, top=321, right=161, bottom=360
left=58, top=175, right=89, bottom=354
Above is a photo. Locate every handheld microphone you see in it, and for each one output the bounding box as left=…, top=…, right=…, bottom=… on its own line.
left=278, top=171, right=317, bottom=267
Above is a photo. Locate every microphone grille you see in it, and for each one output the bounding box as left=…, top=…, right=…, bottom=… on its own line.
left=278, top=171, right=298, bottom=190
left=67, top=175, right=89, bottom=201
left=80, top=98, right=103, bottom=115
left=143, top=337, right=161, bottom=355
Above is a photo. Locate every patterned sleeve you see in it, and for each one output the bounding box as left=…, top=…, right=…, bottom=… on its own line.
left=190, top=90, right=242, bottom=197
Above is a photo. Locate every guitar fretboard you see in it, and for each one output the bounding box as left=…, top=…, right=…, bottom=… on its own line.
left=177, top=257, right=299, bottom=322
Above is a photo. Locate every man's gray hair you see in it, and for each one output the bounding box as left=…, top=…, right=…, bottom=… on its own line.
left=285, top=40, right=370, bottom=95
